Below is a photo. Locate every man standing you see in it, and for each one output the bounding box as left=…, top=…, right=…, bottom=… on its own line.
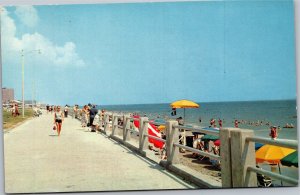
left=89, top=105, right=98, bottom=132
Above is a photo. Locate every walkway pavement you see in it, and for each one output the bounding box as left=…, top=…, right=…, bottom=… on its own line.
left=4, top=112, right=196, bottom=193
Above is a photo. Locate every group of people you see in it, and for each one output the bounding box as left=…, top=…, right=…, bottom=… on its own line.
left=208, top=118, right=224, bottom=128
left=192, top=136, right=221, bottom=169
left=49, top=103, right=107, bottom=136
left=79, top=104, right=103, bottom=132
left=46, top=105, right=55, bottom=114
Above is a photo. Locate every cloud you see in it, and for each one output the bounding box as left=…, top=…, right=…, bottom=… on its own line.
left=15, top=5, right=39, bottom=28
left=1, top=7, right=85, bottom=67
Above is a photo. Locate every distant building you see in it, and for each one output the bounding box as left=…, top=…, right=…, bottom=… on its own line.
left=2, top=88, right=14, bottom=104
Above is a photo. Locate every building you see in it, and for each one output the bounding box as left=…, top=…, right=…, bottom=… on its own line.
left=2, top=88, right=14, bottom=104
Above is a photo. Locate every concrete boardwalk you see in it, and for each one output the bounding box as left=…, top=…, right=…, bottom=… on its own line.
left=4, top=112, right=196, bottom=193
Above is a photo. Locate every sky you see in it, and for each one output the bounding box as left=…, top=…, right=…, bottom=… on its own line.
left=1, top=0, right=297, bottom=105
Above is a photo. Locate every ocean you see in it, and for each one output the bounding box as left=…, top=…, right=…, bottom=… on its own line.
left=99, top=100, right=298, bottom=140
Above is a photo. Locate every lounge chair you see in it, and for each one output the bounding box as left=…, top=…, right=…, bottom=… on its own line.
left=257, top=172, right=273, bottom=187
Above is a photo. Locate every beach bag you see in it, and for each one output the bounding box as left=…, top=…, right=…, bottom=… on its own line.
left=53, top=125, right=56, bottom=130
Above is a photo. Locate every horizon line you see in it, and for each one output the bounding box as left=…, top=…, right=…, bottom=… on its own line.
left=97, top=98, right=297, bottom=107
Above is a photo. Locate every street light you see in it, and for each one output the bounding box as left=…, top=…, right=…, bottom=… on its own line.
left=21, top=49, right=41, bottom=118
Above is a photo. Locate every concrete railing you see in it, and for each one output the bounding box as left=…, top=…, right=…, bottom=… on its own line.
left=97, top=113, right=223, bottom=187
left=74, top=110, right=298, bottom=188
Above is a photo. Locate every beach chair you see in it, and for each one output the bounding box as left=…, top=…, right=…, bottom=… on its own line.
left=197, top=142, right=210, bottom=160
left=257, top=172, right=273, bottom=187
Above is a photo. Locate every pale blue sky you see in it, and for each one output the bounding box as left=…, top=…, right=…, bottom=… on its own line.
left=1, top=0, right=296, bottom=105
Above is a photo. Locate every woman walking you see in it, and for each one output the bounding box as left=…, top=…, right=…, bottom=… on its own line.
left=54, top=106, right=64, bottom=136
left=81, top=105, right=88, bottom=127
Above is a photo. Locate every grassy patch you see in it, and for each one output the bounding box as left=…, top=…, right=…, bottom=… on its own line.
left=3, top=109, right=34, bottom=129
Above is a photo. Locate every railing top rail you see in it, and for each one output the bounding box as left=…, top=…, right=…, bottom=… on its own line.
left=247, top=166, right=298, bottom=185
left=173, top=143, right=220, bottom=160
left=173, top=125, right=220, bottom=136
left=246, top=136, right=298, bottom=149
left=145, top=134, right=166, bottom=143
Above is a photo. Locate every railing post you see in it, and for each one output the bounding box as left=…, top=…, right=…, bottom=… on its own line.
left=123, top=115, right=131, bottom=141
left=111, top=115, right=118, bottom=136
left=230, top=129, right=257, bottom=187
left=139, top=117, right=149, bottom=152
left=166, top=120, right=179, bottom=165
left=220, top=128, right=233, bottom=188
left=103, top=114, right=109, bottom=134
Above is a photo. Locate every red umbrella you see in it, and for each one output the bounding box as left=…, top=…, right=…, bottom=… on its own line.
left=214, top=139, right=220, bottom=146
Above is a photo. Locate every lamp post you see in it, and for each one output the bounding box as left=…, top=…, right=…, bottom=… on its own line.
left=20, top=49, right=41, bottom=118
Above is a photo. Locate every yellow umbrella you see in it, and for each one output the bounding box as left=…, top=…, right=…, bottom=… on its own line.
left=158, top=125, right=165, bottom=131
left=170, top=99, right=200, bottom=109
left=256, top=144, right=296, bottom=164
left=170, top=99, right=200, bottom=123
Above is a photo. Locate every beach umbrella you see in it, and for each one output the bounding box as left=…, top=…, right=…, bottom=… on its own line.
left=170, top=99, right=200, bottom=123
left=256, top=145, right=295, bottom=164
left=281, top=151, right=298, bottom=168
left=214, top=139, right=220, bottom=146
left=201, top=134, right=219, bottom=142
left=255, top=143, right=264, bottom=151
left=157, top=125, right=165, bottom=131
left=170, top=99, right=200, bottom=109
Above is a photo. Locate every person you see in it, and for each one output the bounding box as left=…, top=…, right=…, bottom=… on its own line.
left=234, top=119, right=239, bottom=128
left=171, top=108, right=176, bottom=116
left=11, top=104, right=16, bottom=117
left=176, top=116, right=184, bottom=126
left=46, top=104, right=50, bottom=114
left=54, top=106, right=64, bottom=136
left=49, top=105, right=53, bottom=113
left=64, top=105, right=69, bottom=118
left=269, top=126, right=278, bottom=140
left=93, top=111, right=101, bottom=132
left=210, top=118, right=216, bottom=128
left=81, top=105, right=88, bottom=127
left=73, top=105, right=78, bottom=119
left=15, top=104, right=20, bottom=116
left=198, top=117, right=202, bottom=123
left=89, top=105, right=98, bottom=132
left=210, top=145, right=221, bottom=169
left=218, top=118, right=223, bottom=128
